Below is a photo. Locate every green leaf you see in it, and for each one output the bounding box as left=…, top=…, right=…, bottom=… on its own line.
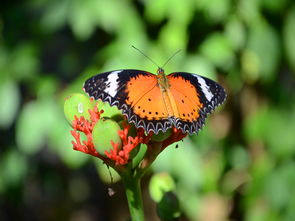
left=149, top=172, right=176, bottom=202
left=153, top=138, right=203, bottom=190
left=68, top=0, right=125, bottom=39
left=225, top=16, right=246, bottom=51
left=159, top=21, right=188, bottom=52
left=16, top=101, right=47, bottom=154
left=283, top=6, right=295, bottom=73
left=10, top=44, right=39, bottom=81
left=16, top=99, right=60, bottom=155
left=238, top=0, right=261, bottom=25
left=57, top=142, right=90, bottom=169
left=229, top=145, right=250, bottom=170
left=244, top=21, right=280, bottom=83
left=145, top=0, right=169, bottom=23
left=40, top=0, right=68, bottom=32
left=196, top=0, right=231, bottom=23
left=200, top=32, right=235, bottom=71
left=261, top=0, right=287, bottom=13
left=264, top=162, right=295, bottom=210
left=95, top=160, right=121, bottom=183
left=157, top=192, right=181, bottom=220
left=184, top=55, right=216, bottom=80
left=0, top=149, right=27, bottom=192
left=244, top=106, right=295, bottom=159
left=0, top=80, right=20, bottom=128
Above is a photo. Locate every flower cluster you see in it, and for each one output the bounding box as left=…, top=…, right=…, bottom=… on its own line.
left=70, top=106, right=103, bottom=159
left=65, top=93, right=187, bottom=168
left=105, top=125, right=150, bottom=165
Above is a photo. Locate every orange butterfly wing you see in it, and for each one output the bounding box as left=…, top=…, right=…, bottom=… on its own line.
left=167, top=72, right=226, bottom=134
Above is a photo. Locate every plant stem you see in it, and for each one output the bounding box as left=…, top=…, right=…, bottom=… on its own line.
left=122, top=175, right=145, bottom=221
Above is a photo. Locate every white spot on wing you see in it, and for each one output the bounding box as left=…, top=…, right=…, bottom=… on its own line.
left=105, top=71, right=122, bottom=97
left=196, top=76, right=213, bottom=101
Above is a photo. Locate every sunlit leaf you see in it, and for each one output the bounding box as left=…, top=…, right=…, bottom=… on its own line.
left=159, top=22, right=188, bottom=52
left=196, top=0, right=231, bottom=23
left=184, top=55, right=216, bottom=80
left=146, top=0, right=194, bottom=24
left=153, top=138, right=203, bottom=190
left=16, top=101, right=46, bottom=154
left=225, top=15, right=246, bottom=51
left=145, top=0, right=169, bottom=23
left=68, top=0, right=125, bottom=40
left=200, top=32, right=235, bottom=71
left=238, top=0, right=261, bottom=25
left=16, top=99, right=60, bottom=155
left=244, top=21, right=280, bottom=83
left=0, top=80, right=20, bottom=128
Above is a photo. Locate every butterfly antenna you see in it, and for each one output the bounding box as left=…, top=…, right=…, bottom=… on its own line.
left=131, top=45, right=160, bottom=69
left=162, top=49, right=182, bottom=68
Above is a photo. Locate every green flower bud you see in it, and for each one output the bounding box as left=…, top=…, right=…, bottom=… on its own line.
left=151, top=129, right=172, bottom=142
left=64, top=93, right=95, bottom=125
left=92, top=118, right=122, bottom=157
left=149, top=172, right=176, bottom=202
left=157, top=192, right=181, bottom=221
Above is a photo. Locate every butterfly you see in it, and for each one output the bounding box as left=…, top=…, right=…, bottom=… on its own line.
left=83, top=67, right=226, bottom=135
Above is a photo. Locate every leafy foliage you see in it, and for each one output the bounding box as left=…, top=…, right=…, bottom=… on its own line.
left=0, top=0, right=295, bottom=220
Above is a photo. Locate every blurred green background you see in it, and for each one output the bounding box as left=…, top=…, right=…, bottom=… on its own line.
left=1, top=0, right=295, bottom=220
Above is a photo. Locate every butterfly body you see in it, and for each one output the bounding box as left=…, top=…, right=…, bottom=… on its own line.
left=84, top=68, right=226, bottom=134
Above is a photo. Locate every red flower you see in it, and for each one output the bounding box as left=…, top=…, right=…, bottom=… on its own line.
left=70, top=106, right=103, bottom=159
left=105, top=126, right=152, bottom=165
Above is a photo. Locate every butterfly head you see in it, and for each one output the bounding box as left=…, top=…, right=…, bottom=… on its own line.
left=157, top=67, right=165, bottom=76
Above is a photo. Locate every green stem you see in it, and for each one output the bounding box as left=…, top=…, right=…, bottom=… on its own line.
left=122, top=175, right=145, bottom=221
